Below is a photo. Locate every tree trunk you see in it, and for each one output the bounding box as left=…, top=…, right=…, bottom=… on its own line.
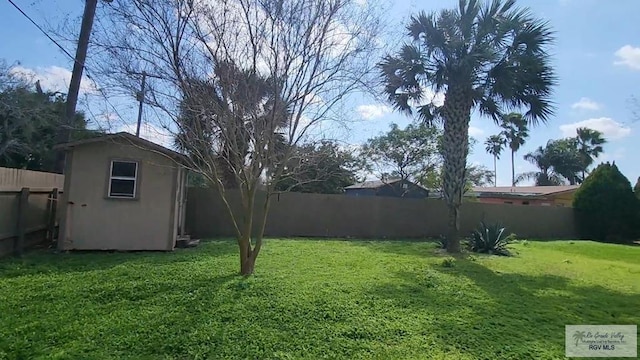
left=237, top=185, right=259, bottom=276
left=511, top=150, right=515, bottom=186
left=440, top=87, right=471, bottom=254
left=446, top=201, right=460, bottom=252
left=239, top=241, right=257, bottom=276
left=494, top=155, right=497, bottom=187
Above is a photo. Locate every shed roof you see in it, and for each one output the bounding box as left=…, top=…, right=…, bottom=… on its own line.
left=54, top=132, right=188, bottom=164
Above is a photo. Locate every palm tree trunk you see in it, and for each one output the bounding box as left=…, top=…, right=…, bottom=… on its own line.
left=440, top=87, right=472, bottom=254
left=511, top=150, right=515, bottom=186
left=493, top=155, right=497, bottom=186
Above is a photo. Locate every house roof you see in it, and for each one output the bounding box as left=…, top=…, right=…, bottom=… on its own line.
left=345, top=178, right=428, bottom=191
left=54, top=132, right=189, bottom=164
left=470, top=185, right=579, bottom=197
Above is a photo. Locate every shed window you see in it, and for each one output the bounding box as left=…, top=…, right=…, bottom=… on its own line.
left=109, top=161, right=138, bottom=198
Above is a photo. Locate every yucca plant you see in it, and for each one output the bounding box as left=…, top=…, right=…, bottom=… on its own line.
left=469, top=222, right=511, bottom=256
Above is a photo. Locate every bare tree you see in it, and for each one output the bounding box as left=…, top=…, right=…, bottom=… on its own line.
left=89, top=0, right=383, bottom=275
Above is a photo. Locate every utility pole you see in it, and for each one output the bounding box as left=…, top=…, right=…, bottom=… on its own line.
left=131, top=71, right=162, bottom=137
left=135, top=72, right=147, bottom=137
left=53, top=0, right=101, bottom=174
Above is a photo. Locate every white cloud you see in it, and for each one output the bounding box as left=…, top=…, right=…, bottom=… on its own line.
left=8, top=65, right=98, bottom=94
left=356, top=104, right=391, bottom=120
left=571, top=97, right=601, bottom=111
left=118, top=123, right=174, bottom=148
left=468, top=126, right=484, bottom=137
left=559, top=117, right=631, bottom=140
left=614, top=45, right=640, bottom=70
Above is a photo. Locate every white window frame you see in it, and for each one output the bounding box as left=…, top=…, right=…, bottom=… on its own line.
left=108, top=160, right=138, bottom=198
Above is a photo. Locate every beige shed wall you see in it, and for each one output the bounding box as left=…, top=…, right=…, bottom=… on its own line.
left=59, top=140, right=179, bottom=251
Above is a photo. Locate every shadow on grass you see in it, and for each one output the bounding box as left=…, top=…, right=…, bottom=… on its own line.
left=0, top=239, right=239, bottom=279
left=340, top=238, right=441, bottom=256
left=366, top=259, right=640, bottom=358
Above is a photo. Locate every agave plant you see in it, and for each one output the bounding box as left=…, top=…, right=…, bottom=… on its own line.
left=469, top=222, right=511, bottom=256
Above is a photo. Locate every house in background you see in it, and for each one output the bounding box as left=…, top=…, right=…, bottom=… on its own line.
left=467, top=185, right=579, bottom=207
left=344, top=179, right=430, bottom=199
left=55, top=132, right=190, bottom=251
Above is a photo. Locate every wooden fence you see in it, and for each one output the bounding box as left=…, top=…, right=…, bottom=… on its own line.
left=187, top=188, right=578, bottom=240
left=0, top=168, right=64, bottom=257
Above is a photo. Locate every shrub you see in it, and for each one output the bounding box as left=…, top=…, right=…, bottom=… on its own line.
left=441, top=257, right=455, bottom=268
left=573, top=162, right=638, bottom=243
left=469, top=221, right=511, bottom=256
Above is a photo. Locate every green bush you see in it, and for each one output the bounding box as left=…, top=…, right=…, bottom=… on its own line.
left=573, top=162, right=638, bottom=243
left=440, top=257, right=456, bottom=268
left=469, top=221, right=511, bottom=256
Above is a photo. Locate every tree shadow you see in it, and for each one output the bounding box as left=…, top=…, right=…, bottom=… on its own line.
left=366, top=259, right=640, bottom=358
left=341, top=238, right=441, bottom=257
left=0, top=239, right=239, bottom=279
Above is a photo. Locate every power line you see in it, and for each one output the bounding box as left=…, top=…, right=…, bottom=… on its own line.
left=6, top=0, right=134, bottom=131
left=6, top=0, right=77, bottom=63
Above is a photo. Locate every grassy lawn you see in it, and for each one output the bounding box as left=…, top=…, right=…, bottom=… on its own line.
left=0, top=239, right=638, bottom=359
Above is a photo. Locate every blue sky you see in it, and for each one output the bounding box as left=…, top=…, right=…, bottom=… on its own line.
left=1, top=0, right=639, bottom=186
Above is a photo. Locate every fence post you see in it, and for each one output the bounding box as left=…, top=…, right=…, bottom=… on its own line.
left=14, top=187, right=29, bottom=257
left=47, top=188, right=59, bottom=243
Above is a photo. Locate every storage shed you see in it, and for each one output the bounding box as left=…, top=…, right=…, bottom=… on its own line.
left=56, top=132, right=189, bottom=251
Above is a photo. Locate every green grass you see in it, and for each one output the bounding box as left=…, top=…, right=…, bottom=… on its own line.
left=0, top=239, right=638, bottom=359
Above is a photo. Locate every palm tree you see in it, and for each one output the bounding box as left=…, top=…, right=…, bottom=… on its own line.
left=575, top=127, right=606, bottom=179
left=573, top=331, right=586, bottom=347
left=485, top=134, right=505, bottom=186
left=517, top=145, right=564, bottom=186
left=546, top=138, right=583, bottom=185
left=379, top=0, right=556, bottom=252
left=500, top=113, right=529, bottom=186
left=175, top=61, right=290, bottom=188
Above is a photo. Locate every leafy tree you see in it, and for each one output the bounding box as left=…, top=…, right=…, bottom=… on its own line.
left=419, top=164, right=493, bottom=194
left=575, top=127, right=606, bottom=179
left=500, top=113, right=529, bottom=186
left=275, top=141, right=364, bottom=194
left=0, top=64, right=89, bottom=171
left=573, top=162, right=638, bottom=243
left=517, top=143, right=564, bottom=186
left=465, top=164, right=494, bottom=188
left=485, top=134, right=505, bottom=186
left=380, top=0, right=556, bottom=252
left=635, top=177, right=640, bottom=200
left=361, top=122, right=441, bottom=182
